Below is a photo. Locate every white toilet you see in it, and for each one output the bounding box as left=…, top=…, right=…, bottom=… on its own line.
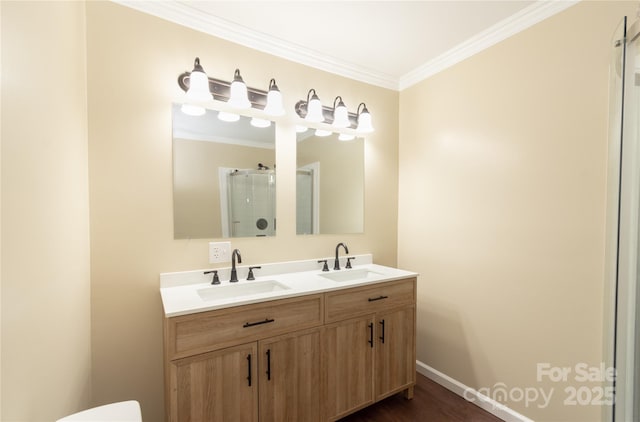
left=56, top=400, right=142, bottom=422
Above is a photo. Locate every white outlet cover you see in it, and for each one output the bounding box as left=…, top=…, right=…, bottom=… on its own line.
left=209, top=241, right=231, bottom=264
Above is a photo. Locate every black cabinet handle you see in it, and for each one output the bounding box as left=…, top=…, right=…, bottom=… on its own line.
left=368, top=322, right=374, bottom=348
left=368, top=295, right=388, bottom=302
left=247, top=354, right=252, bottom=387
left=266, top=349, right=271, bottom=381
left=243, top=318, right=275, bottom=328
left=379, top=319, right=385, bottom=344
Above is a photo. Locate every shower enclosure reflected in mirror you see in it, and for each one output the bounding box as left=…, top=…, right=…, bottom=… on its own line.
left=172, top=104, right=276, bottom=238
left=296, top=130, right=364, bottom=235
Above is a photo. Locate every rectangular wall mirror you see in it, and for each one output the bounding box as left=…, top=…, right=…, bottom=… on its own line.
left=172, top=104, right=276, bottom=239
left=296, top=130, right=364, bottom=235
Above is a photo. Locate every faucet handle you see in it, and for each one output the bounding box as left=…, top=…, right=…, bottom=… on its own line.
left=317, top=260, right=329, bottom=272
left=247, top=266, right=262, bottom=281
left=346, top=257, right=355, bottom=269
left=204, top=270, right=220, bottom=285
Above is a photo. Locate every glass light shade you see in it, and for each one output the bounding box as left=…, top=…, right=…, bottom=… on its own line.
left=250, top=117, right=271, bottom=128
left=315, top=129, right=332, bottom=137
left=218, top=111, right=240, bottom=122
left=181, top=103, right=206, bottom=116
left=339, top=133, right=356, bottom=141
left=332, top=103, right=350, bottom=128
left=295, top=125, right=308, bottom=133
left=185, top=70, right=212, bottom=102
left=264, top=88, right=285, bottom=116
left=305, top=97, right=324, bottom=123
left=228, top=70, right=251, bottom=109
left=356, top=109, right=374, bottom=133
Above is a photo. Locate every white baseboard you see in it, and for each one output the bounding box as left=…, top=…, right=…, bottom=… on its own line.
left=416, top=360, right=534, bottom=422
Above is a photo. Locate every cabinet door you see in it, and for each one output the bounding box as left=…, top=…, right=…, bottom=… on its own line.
left=323, top=316, right=374, bottom=420
left=169, top=343, right=258, bottom=422
left=375, top=306, right=416, bottom=400
left=259, top=328, right=321, bottom=422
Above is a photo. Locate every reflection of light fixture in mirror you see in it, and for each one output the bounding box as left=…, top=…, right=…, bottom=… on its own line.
left=315, top=129, right=332, bottom=137
left=356, top=103, right=374, bottom=133
left=181, top=57, right=212, bottom=116
left=296, top=125, right=308, bottom=133
left=228, top=69, right=251, bottom=109
left=305, top=89, right=324, bottom=123
left=339, top=133, right=356, bottom=141
left=263, top=79, right=285, bottom=116
left=250, top=117, right=271, bottom=128
left=218, top=111, right=240, bottom=122
left=332, top=96, right=350, bottom=128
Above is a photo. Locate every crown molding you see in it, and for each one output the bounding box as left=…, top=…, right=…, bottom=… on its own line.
left=112, top=0, right=399, bottom=90
left=398, top=0, right=580, bottom=90
left=114, top=0, right=578, bottom=92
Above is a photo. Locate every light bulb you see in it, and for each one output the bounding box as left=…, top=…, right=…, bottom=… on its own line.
left=356, top=103, right=374, bottom=133
left=228, top=69, right=251, bottom=109
left=305, top=89, right=324, bottom=123
left=332, top=96, right=350, bottom=128
left=263, top=79, right=285, bottom=116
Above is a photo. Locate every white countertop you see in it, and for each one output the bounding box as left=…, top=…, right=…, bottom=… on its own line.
left=160, top=254, right=418, bottom=317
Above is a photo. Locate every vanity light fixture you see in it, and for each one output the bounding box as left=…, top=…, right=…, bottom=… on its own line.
left=294, top=91, right=373, bottom=133
left=178, top=58, right=285, bottom=120
left=332, top=96, right=350, bottom=128
left=356, top=103, right=374, bottom=133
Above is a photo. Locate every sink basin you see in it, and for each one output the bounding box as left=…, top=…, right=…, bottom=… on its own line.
left=319, top=268, right=384, bottom=282
left=197, top=280, right=290, bottom=301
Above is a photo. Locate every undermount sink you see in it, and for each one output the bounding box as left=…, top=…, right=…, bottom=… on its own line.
left=319, top=268, right=384, bottom=282
left=197, top=280, right=290, bottom=301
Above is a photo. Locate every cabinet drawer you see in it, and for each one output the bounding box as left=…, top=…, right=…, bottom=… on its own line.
left=325, top=278, right=415, bottom=323
left=166, top=294, right=323, bottom=360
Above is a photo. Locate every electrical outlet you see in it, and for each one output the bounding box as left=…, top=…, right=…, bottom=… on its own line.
left=209, top=241, right=231, bottom=264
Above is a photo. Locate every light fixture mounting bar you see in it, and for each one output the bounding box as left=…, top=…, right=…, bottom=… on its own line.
left=178, top=71, right=269, bottom=109
left=294, top=100, right=358, bottom=127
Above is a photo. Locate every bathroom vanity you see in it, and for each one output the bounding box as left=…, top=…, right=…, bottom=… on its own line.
left=161, top=255, right=417, bottom=421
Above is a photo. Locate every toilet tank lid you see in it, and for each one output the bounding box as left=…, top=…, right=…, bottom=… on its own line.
left=56, top=400, right=142, bottom=422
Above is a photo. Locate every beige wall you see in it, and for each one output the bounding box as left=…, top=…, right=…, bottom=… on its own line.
left=86, top=2, right=398, bottom=420
left=1, top=1, right=92, bottom=421
left=398, top=2, right=635, bottom=421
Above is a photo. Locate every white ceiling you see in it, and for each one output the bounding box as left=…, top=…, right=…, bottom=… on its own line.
left=117, top=0, right=578, bottom=90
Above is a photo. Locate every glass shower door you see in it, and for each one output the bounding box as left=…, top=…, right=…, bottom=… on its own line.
left=607, top=15, right=640, bottom=422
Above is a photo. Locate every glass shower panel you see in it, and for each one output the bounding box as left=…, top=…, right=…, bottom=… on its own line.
left=227, top=170, right=276, bottom=237
left=296, top=169, right=314, bottom=235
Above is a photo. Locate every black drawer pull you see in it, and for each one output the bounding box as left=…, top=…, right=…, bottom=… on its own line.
left=247, top=354, right=252, bottom=387
left=368, top=323, right=374, bottom=348
left=266, top=349, right=271, bottom=381
left=243, top=318, right=275, bottom=328
left=379, top=319, right=385, bottom=344
left=368, top=295, right=388, bottom=302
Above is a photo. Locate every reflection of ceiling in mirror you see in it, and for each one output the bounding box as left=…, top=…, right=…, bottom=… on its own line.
left=172, top=103, right=275, bottom=149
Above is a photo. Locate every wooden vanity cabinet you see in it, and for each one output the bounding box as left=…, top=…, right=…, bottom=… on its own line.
left=164, top=294, right=324, bottom=422
left=323, top=278, right=416, bottom=421
left=163, top=277, right=416, bottom=422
